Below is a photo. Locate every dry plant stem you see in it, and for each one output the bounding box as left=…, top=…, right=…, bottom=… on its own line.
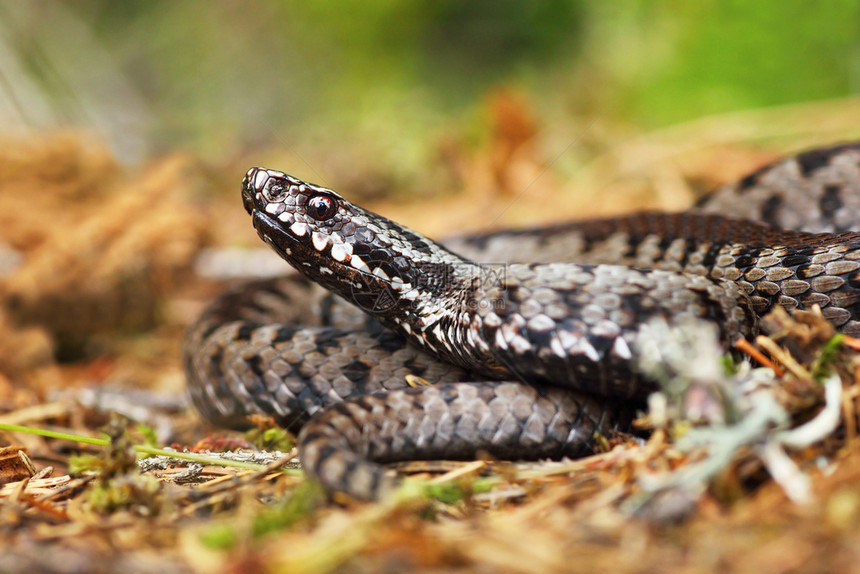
left=0, top=402, right=75, bottom=425
left=754, top=336, right=811, bottom=379
left=0, top=421, right=296, bottom=473
left=734, top=337, right=785, bottom=376
left=844, top=382, right=860, bottom=441
left=842, top=335, right=860, bottom=351
left=36, top=476, right=96, bottom=503
left=0, top=475, right=71, bottom=497
left=177, top=453, right=299, bottom=517
left=429, top=460, right=487, bottom=485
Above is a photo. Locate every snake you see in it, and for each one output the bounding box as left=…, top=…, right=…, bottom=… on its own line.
left=185, top=143, right=860, bottom=500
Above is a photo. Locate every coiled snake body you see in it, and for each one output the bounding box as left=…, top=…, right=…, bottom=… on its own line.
left=186, top=143, right=860, bottom=500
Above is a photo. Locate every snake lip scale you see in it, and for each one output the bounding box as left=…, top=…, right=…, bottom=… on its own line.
left=187, top=144, right=860, bottom=500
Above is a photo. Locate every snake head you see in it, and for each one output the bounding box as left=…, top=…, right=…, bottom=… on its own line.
left=242, top=168, right=470, bottom=327
left=242, top=168, right=361, bottom=283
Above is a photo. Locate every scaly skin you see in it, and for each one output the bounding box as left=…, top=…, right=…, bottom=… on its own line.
left=186, top=143, right=860, bottom=499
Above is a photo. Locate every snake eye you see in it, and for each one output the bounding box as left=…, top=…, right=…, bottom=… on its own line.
left=306, top=193, right=338, bottom=221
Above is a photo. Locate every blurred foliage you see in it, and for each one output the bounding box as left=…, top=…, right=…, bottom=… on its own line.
left=603, top=0, right=860, bottom=125
left=0, top=0, right=857, bottom=181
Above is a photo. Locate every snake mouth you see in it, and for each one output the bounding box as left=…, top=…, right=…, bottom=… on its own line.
left=251, top=204, right=319, bottom=258
left=242, top=187, right=256, bottom=216
left=252, top=209, right=294, bottom=256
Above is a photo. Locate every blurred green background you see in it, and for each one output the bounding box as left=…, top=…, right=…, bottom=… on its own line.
left=1, top=0, right=859, bottom=196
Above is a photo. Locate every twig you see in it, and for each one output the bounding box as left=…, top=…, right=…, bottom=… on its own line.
left=734, top=337, right=785, bottom=376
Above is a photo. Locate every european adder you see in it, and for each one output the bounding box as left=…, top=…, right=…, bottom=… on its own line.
left=186, top=143, right=860, bottom=500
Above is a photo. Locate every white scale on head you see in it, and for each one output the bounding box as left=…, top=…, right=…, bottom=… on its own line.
left=312, top=232, right=329, bottom=251
left=330, top=242, right=352, bottom=262
left=254, top=169, right=270, bottom=190
left=350, top=255, right=370, bottom=273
